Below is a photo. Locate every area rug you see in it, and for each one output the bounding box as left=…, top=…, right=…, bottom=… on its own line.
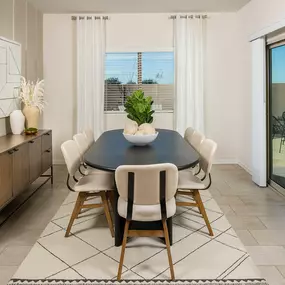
left=9, top=190, right=268, bottom=285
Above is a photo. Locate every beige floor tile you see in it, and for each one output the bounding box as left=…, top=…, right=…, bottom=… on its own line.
left=219, top=205, right=236, bottom=216
left=213, top=196, right=245, bottom=206
left=227, top=215, right=266, bottom=230
left=73, top=253, right=126, bottom=279
left=13, top=243, right=68, bottom=279
left=250, top=230, right=285, bottom=246
left=258, top=266, right=285, bottom=285
left=0, top=266, right=18, bottom=285
left=211, top=216, right=232, bottom=232
left=203, top=199, right=223, bottom=213
left=235, top=230, right=258, bottom=246
left=0, top=245, right=32, bottom=266
left=246, top=246, right=285, bottom=265
left=39, top=230, right=98, bottom=266
left=231, top=204, right=285, bottom=217
left=259, top=216, right=285, bottom=230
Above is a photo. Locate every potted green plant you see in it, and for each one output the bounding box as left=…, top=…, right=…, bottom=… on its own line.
left=123, top=90, right=158, bottom=146
left=124, top=89, right=154, bottom=126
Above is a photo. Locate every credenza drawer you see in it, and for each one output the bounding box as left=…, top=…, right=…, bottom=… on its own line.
left=42, top=148, right=52, bottom=173
left=0, top=151, right=13, bottom=209
left=42, top=131, right=52, bottom=152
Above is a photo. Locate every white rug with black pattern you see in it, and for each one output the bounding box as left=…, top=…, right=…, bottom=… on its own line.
left=9, top=190, right=268, bottom=285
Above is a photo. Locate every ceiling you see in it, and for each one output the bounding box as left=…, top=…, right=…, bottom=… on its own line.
left=26, top=0, right=251, bottom=13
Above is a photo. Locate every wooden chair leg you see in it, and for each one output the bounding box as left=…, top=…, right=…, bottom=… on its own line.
left=162, top=220, right=175, bottom=280
left=65, top=192, right=85, bottom=237
left=101, top=191, right=115, bottom=237
left=194, top=190, right=214, bottom=236
left=117, top=220, right=130, bottom=281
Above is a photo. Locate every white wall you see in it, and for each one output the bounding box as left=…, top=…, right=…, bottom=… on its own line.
left=0, top=0, right=43, bottom=136
left=235, top=0, right=285, bottom=172
left=43, top=13, right=242, bottom=164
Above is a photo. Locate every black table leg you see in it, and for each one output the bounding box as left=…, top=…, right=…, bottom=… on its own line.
left=114, top=189, right=125, bottom=247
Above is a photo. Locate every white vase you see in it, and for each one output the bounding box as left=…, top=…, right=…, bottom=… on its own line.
left=10, top=110, right=25, bottom=135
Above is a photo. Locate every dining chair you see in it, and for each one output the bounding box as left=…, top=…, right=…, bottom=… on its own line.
left=115, top=163, right=178, bottom=280
left=184, top=127, right=195, bottom=142
left=73, top=133, right=89, bottom=160
left=83, top=129, right=94, bottom=147
left=177, top=139, right=217, bottom=236
left=190, top=130, right=205, bottom=152
left=61, top=140, right=115, bottom=238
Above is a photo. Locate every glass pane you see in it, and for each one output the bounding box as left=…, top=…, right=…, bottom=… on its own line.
left=105, top=53, right=138, bottom=111
left=142, top=52, right=174, bottom=111
left=269, top=44, right=285, bottom=187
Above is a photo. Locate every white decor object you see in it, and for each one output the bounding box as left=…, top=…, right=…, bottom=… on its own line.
left=251, top=37, right=267, bottom=187
left=10, top=110, right=25, bottom=134
left=76, top=17, right=106, bottom=140
left=173, top=16, right=206, bottom=135
left=123, top=132, right=158, bottom=146
left=0, top=37, right=21, bottom=118
left=18, top=77, right=46, bottom=128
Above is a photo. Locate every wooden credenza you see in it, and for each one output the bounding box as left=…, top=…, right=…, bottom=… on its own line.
left=0, top=130, right=53, bottom=210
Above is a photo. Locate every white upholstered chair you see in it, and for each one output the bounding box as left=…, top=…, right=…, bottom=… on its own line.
left=73, top=133, right=89, bottom=160
left=61, top=140, right=114, bottom=238
left=83, top=129, right=94, bottom=147
left=177, top=139, right=217, bottom=236
left=184, top=127, right=195, bottom=143
left=190, top=130, right=205, bottom=152
left=115, top=163, right=178, bottom=280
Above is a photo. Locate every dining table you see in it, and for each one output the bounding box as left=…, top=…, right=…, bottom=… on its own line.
left=84, top=129, right=199, bottom=246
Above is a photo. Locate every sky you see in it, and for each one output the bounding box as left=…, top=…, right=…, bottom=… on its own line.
left=105, top=52, right=174, bottom=84
left=272, top=45, right=285, bottom=83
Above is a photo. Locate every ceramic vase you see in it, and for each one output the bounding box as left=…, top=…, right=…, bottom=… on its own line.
left=10, top=110, right=25, bottom=134
left=23, top=105, right=40, bottom=129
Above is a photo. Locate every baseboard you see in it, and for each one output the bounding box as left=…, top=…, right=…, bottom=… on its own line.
left=238, top=161, right=252, bottom=175
left=214, top=159, right=239, bottom=164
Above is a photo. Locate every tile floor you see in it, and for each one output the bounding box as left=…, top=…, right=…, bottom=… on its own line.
left=1, top=164, right=285, bottom=284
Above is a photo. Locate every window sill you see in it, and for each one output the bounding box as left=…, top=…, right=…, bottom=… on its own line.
left=104, top=111, right=174, bottom=114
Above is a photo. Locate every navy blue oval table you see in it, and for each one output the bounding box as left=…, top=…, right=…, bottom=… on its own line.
left=84, top=129, right=199, bottom=246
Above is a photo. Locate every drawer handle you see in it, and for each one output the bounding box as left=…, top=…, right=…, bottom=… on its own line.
left=45, top=132, right=50, bottom=136
left=13, top=148, right=19, bottom=152
left=46, top=149, right=51, bottom=153
left=29, top=140, right=35, bottom=144
left=8, top=150, right=14, bottom=154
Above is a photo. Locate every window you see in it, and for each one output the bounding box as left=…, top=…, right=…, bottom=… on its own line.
left=104, top=52, right=174, bottom=111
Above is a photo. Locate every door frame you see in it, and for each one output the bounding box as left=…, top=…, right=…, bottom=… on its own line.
left=267, top=39, right=285, bottom=196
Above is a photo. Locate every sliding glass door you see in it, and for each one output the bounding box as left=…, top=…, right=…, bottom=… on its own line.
left=268, top=41, right=285, bottom=188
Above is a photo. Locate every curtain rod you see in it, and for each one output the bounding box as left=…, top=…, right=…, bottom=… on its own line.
left=71, top=16, right=109, bottom=20
left=169, top=15, right=208, bottom=19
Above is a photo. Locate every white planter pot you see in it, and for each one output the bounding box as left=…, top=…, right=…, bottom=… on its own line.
left=10, top=110, right=25, bottom=135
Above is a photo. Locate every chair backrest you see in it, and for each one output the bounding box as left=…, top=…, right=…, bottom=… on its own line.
left=191, top=131, right=205, bottom=152
left=83, top=129, right=94, bottom=147
left=115, top=163, right=178, bottom=205
left=184, top=127, right=195, bottom=144
left=73, top=133, right=89, bottom=160
left=199, top=139, right=217, bottom=175
left=61, top=140, right=81, bottom=176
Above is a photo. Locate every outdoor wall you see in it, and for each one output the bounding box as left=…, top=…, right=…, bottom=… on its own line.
left=236, top=0, right=285, bottom=172
left=0, top=0, right=43, bottom=136
left=43, top=13, right=241, bottom=164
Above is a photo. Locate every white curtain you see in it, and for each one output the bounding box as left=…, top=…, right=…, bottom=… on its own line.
left=76, top=17, right=106, bottom=140
left=174, top=16, right=206, bottom=135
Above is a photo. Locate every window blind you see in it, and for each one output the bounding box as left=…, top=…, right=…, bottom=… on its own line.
left=104, top=52, right=174, bottom=111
